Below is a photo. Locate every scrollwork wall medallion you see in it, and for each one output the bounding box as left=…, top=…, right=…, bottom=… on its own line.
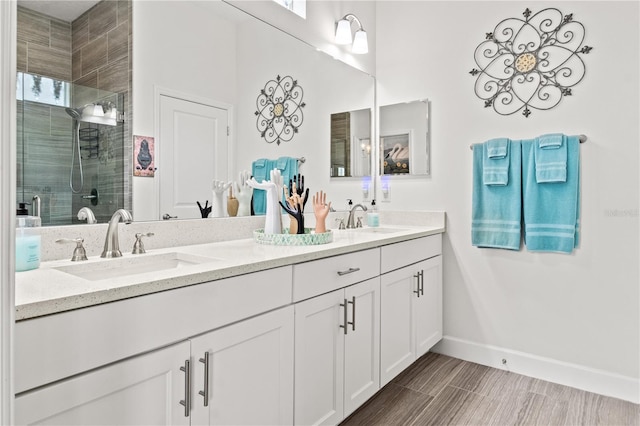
left=255, top=75, right=306, bottom=144
left=470, top=8, right=593, bottom=117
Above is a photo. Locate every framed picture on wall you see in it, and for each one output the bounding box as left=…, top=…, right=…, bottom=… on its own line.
left=381, top=132, right=411, bottom=175
left=133, top=135, right=155, bottom=177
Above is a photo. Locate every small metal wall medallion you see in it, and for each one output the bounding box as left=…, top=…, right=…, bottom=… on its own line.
left=469, top=8, right=593, bottom=117
left=255, top=75, right=306, bottom=145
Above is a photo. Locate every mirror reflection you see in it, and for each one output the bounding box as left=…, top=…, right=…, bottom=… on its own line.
left=330, top=109, right=371, bottom=178
left=380, top=99, right=430, bottom=176
left=16, top=0, right=375, bottom=225
left=16, top=2, right=131, bottom=226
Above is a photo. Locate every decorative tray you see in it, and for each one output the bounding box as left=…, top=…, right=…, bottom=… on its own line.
left=253, top=228, right=333, bottom=246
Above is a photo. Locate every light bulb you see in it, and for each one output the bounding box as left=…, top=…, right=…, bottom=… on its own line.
left=352, top=30, right=368, bottom=54
left=335, top=19, right=352, bottom=45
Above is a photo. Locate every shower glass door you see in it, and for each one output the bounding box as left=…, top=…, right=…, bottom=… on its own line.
left=17, top=72, right=125, bottom=226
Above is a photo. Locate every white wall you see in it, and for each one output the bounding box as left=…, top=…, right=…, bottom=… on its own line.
left=376, top=1, right=639, bottom=400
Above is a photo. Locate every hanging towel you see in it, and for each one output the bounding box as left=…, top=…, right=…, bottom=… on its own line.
left=522, top=136, right=580, bottom=253
left=472, top=140, right=522, bottom=250
left=535, top=133, right=567, bottom=183
left=483, top=138, right=510, bottom=185
left=251, top=158, right=272, bottom=215
left=275, top=156, right=299, bottom=194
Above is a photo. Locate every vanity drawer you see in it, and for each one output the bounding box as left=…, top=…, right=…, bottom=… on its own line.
left=381, top=234, right=442, bottom=274
left=293, top=248, right=380, bottom=302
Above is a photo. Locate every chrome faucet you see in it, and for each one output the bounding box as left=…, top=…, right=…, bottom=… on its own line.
left=346, top=204, right=367, bottom=229
left=101, top=209, right=133, bottom=258
left=77, top=207, right=97, bottom=224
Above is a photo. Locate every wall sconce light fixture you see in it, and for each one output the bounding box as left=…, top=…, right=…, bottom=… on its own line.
left=335, top=13, right=368, bottom=54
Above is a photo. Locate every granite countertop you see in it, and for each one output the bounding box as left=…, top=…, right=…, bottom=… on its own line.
left=15, top=225, right=444, bottom=321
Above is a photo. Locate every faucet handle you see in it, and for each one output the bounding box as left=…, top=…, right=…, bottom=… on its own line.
left=335, top=218, right=346, bottom=230
left=56, top=238, right=88, bottom=261
left=132, top=232, right=154, bottom=254
left=356, top=217, right=363, bottom=228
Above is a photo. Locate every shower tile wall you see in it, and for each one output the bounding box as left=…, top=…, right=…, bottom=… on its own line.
left=17, top=0, right=132, bottom=225
left=70, top=0, right=132, bottom=223
left=17, top=7, right=74, bottom=225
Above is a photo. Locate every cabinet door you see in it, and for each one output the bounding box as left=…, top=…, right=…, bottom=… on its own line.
left=15, top=341, right=191, bottom=426
left=191, top=306, right=294, bottom=426
left=343, top=278, right=380, bottom=418
left=380, top=263, right=421, bottom=386
left=415, top=256, right=443, bottom=358
left=294, top=290, right=345, bottom=425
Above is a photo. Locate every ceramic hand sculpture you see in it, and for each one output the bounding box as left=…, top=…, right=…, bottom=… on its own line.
left=289, top=174, right=309, bottom=211
left=211, top=180, right=232, bottom=218
left=313, top=191, right=331, bottom=234
left=246, top=169, right=283, bottom=234
left=280, top=191, right=305, bottom=234
left=197, top=200, right=212, bottom=218
left=235, top=171, right=253, bottom=217
left=227, top=186, right=239, bottom=217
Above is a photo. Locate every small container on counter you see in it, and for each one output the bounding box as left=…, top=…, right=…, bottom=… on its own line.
left=367, top=199, right=379, bottom=228
left=16, top=202, right=41, bottom=272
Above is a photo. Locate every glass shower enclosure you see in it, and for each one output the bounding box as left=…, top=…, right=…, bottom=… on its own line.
left=16, top=72, right=126, bottom=226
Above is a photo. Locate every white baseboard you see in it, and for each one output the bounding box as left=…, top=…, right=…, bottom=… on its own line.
left=432, top=336, right=639, bottom=404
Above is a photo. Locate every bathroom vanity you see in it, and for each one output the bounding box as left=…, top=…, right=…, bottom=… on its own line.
left=14, top=220, right=444, bottom=425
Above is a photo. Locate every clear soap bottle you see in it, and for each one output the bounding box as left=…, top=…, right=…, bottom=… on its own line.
left=367, top=199, right=379, bottom=227
left=16, top=202, right=41, bottom=272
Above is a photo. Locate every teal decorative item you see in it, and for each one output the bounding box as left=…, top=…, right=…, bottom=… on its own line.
left=253, top=228, right=333, bottom=246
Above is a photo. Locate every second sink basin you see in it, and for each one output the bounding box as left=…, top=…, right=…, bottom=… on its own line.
left=352, top=227, right=407, bottom=234
left=55, top=252, right=221, bottom=281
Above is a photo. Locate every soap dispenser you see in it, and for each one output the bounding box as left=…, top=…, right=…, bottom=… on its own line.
left=16, top=202, right=41, bottom=272
left=367, top=199, right=379, bottom=227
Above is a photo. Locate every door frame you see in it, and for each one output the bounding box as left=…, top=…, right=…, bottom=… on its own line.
left=0, top=1, right=16, bottom=423
left=153, top=86, right=234, bottom=220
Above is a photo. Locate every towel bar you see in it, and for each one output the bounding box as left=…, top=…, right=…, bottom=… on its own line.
left=469, top=134, right=587, bottom=150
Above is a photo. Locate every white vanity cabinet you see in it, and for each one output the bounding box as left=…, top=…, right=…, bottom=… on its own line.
left=15, top=340, right=192, bottom=425
left=380, top=235, right=443, bottom=386
left=190, top=306, right=294, bottom=426
left=293, top=249, right=380, bottom=425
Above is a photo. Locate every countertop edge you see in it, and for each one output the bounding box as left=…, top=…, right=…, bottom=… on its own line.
left=16, top=227, right=444, bottom=321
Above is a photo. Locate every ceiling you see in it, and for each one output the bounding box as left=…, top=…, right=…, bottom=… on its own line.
left=17, top=0, right=102, bottom=22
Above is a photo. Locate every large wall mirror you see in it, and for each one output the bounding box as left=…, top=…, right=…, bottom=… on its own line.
left=15, top=0, right=375, bottom=225
left=380, top=99, right=430, bottom=176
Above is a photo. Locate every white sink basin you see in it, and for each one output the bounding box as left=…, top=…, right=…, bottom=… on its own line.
left=55, top=252, right=221, bottom=281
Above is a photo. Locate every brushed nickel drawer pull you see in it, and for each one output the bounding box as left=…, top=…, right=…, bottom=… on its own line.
left=347, top=296, right=356, bottom=331
left=413, top=272, right=421, bottom=297
left=339, top=299, right=348, bottom=335
left=179, top=359, right=191, bottom=417
left=198, top=352, right=209, bottom=407
left=419, top=270, right=425, bottom=296
left=337, top=267, right=360, bottom=276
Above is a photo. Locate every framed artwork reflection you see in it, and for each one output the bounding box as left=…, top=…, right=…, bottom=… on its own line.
left=133, top=135, right=155, bottom=177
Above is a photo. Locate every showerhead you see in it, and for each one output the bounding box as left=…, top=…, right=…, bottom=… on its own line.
left=65, top=107, right=82, bottom=120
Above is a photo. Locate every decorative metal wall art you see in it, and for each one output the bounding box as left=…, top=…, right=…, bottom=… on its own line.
left=469, top=8, right=593, bottom=117
left=255, top=75, right=306, bottom=145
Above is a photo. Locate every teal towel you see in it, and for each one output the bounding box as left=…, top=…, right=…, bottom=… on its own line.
left=483, top=138, right=510, bottom=185
left=535, top=133, right=567, bottom=183
left=522, top=136, right=580, bottom=253
left=251, top=158, right=272, bottom=215
left=472, top=141, right=522, bottom=250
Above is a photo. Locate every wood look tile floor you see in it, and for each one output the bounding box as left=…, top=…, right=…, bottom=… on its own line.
left=341, top=352, right=640, bottom=426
